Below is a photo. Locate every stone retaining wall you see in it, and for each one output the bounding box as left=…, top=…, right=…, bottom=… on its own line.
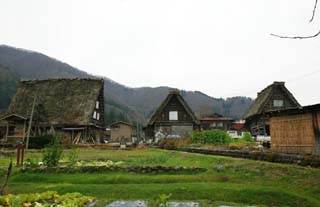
left=20, top=165, right=207, bottom=174
left=175, top=148, right=320, bottom=168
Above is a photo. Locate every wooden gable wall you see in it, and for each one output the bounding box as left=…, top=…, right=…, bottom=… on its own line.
left=263, top=85, right=299, bottom=113
left=91, top=87, right=105, bottom=127
left=154, top=96, right=194, bottom=123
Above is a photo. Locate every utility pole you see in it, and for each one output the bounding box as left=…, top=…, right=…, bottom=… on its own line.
left=25, top=95, right=37, bottom=151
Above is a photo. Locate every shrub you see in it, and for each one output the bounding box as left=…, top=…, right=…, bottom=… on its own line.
left=29, top=134, right=55, bottom=149
left=191, top=130, right=232, bottom=145
left=158, top=139, right=178, bottom=150
left=67, top=148, right=79, bottom=167
left=42, top=135, right=63, bottom=167
left=242, top=132, right=254, bottom=143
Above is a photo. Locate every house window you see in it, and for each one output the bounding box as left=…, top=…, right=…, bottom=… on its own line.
left=93, top=111, right=97, bottom=119
left=273, top=100, right=284, bottom=107
left=8, top=126, right=15, bottom=136
left=96, top=101, right=99, bottom=109
left=211, top=123, right=217, bottom=127
left=169, top=111, right=178, bottom=121
left=97, top=113, right=100, bottom=120
left=217, top=122, right=223, bottom=127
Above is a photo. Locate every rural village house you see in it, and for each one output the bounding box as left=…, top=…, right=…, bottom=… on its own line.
left=244, top=81, right=301, bottom=138
left=110, top=121, right=135, bottom=143
left=268, top=104, right=320, bottom=155
left=144, top=91, right=200, bottom=140
left=200, top=113, right=234, bottom=131
left=0, top=78, right=105, bottom=144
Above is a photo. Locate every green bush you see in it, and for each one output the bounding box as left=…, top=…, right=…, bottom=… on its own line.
left=67, top=148, right=79, bottom=167
left=191, top=130, right=232, bottom=145
left=242, top=132, right=254, bottom=143
left=42, top=135, right=63, bottom=167
left=29, top=134, right=55, bottom=149
left=158, top=138, right=178, bottom=150
left=0, top=191, right=94, bottom=206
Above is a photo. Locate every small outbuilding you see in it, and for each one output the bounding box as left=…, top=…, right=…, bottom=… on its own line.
left=268, top=104, right=320, bottom=155
left=144, top=90, right=200, bottom=140
left=110, top=121, right=135, bottom=143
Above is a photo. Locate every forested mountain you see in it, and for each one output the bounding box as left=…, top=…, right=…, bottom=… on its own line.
left=0, top=45, right=253, bottom=125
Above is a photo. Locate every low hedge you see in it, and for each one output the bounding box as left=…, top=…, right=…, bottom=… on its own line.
left=191, top=130, right=232, bottom=145
left=28, top=134, right=55, bottom=149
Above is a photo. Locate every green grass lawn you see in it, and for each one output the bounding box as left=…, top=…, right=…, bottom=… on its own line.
left=1, top=149, right=320, bottom=207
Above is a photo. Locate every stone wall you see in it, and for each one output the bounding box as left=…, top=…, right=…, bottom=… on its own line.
left=175, top=148, right=320, bottom=168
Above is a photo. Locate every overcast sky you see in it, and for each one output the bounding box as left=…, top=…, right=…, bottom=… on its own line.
left=1, top=0, right=320, bottom=105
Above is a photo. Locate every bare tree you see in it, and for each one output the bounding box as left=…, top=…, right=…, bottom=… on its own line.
left=271, top=0, right=320, bottom=39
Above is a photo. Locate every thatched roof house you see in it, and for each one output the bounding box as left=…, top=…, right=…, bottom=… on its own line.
left=144, top=91, right=200, bottom=140
left=0, top=78, right=105, bottom=144
left=245, top=82, right=300, bottom=137
left=268, top=104, right=320, bottom=155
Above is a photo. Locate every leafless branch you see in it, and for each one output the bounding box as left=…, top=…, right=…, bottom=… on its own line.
left=310, top=0, right=318, bottom=22
left=0, top=160, right=13, bottom=195
left=270, top=30, right=320, bottom=39
left=272, top=0, right=319, bottom=39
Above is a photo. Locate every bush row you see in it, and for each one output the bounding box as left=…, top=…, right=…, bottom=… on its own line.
left=191, top=130, right=232, bottom=145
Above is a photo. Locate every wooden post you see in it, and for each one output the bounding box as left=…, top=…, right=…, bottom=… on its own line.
left=22, top=120, right=26, bottom=142
left=26, top=95, right=37, bottom=151
left=5, top=123, right=9, bottom=142
left=312, top=112, right=320, bottom=154
left=16, top=143, right=25, bottom=165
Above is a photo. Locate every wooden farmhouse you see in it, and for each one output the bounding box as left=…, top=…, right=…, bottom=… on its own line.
left=200, top=113, right=234, bottom=131
left=144, top=91, right=200, bottom=140
left=244, top=82, right=301, bottom=138
left=268, top=104, right=320, bottom=155
left=110, top=121, right=134, bottom=143
left=0, top=78, right=105, bottom=144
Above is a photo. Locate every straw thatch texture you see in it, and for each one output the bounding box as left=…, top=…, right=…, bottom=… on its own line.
left=270, top=113, right=316, bottom=154
left=245, top=82, right=300, bottom=119
left=8, top=79, right=104, bottom=126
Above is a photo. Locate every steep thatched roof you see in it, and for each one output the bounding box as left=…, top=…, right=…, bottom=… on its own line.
left=146, top=91, right=200, bottom=125
left=244, top=81, right=301, bottom=119
left=7, top=78, right=103, bottom=126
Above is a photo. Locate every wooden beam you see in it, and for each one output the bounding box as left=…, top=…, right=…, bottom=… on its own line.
left=312, top=112, right=320, bottom=154
left=22, top=120, right=26, bottom=142
left=5, top=123, right=9, bottom=142
left=26, top=95, right=37, bottom=151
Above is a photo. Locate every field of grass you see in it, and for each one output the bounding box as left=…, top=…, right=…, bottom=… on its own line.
left=0, top=149, right=320, bottom=207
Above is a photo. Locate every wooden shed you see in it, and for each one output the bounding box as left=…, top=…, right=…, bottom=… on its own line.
left=268, top=104, right=320, bottom=155
left=0, top=78, right=105, bottom=144
left=110, top=121, right=134, bottom=143
left=245, top=81, right=301, bottom=137
left=144, top=90, right=200, bottom=140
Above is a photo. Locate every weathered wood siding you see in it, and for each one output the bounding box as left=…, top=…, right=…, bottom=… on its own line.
left=270, top=113, right=316, bottom=154
left=110, top=123, right=133, bottom=142
left=155, top=96, right=194, bottom=123
left=263, top=85, right=298, bottom=113
left=92, top=87, right=105, bottom=127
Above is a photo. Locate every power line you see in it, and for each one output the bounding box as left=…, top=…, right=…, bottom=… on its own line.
left=222, top=69, right=320, bottom=98
left=286, top=69, right=320, bottom=83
